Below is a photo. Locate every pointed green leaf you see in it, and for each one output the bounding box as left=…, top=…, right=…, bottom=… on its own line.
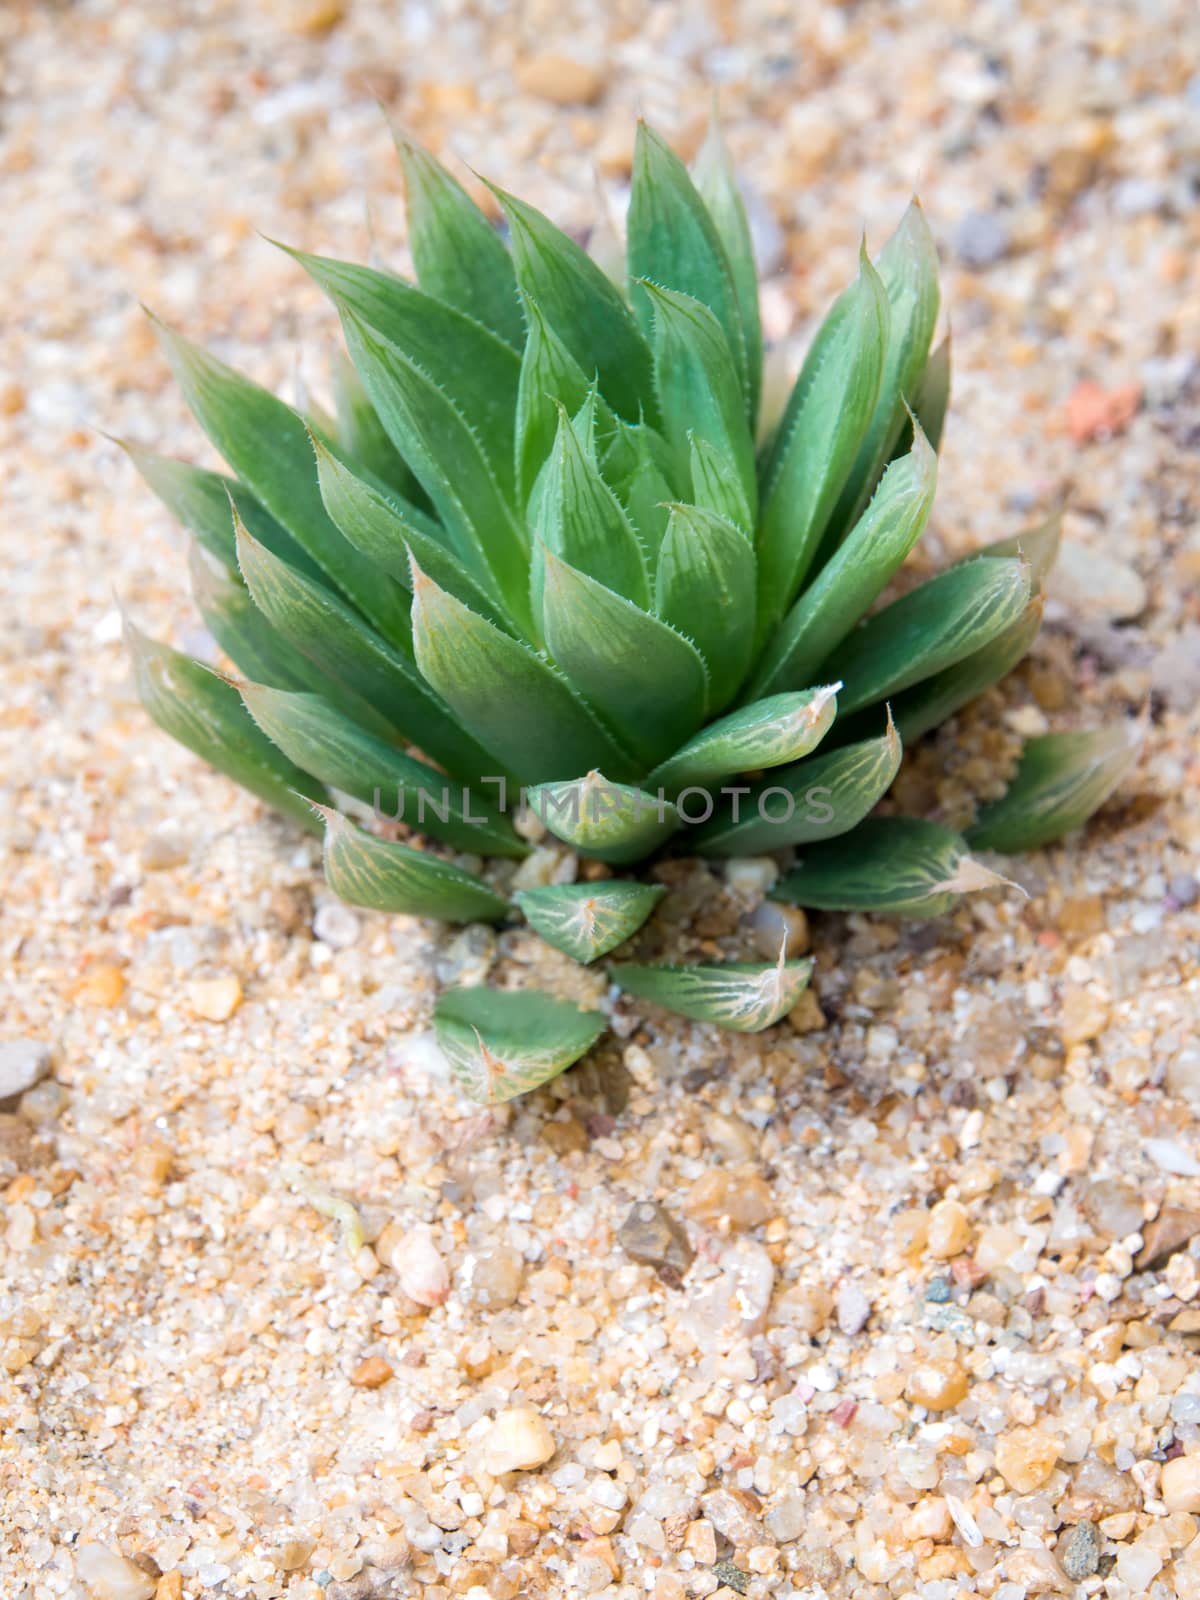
left=749, top=423, right=938, bottom=699
left=602, top=419, right=677, bottom=554
left=648, top=686, right=839, bottom=794
left=526, top=773, right=680, bottom=865
left=689, top=434, right=752, bottom=535
left=235, top=511, right=498, bottom=777
left=774, top=815, right=1013, bottom=918
left=825, top=556, right=1032, bottom=716
left=433, top=987, right=607, bottom=1105
left=627, top=122, right=748, bottom=406
left=339, top=312, right=532, bottom=633
left=829, top=202, right=941, bottom=539
left=530, top=407, right=649, bottom=611
left=311, top=434, right=507, bottom=626
left=838, top=596, right=1044, bottom=749
left=319, top=806, right=510, bottom=922
left=958, top=511, right=1062, bottom=590
left=151, top=319, right=410, bottom=643
left=690, top=721, right=902, bottom=857
left=491, top=183, right=656, bottom=424
left=120, top=442, right=322, bottom=580
left=890, top=332, right=951, bottom=461
left=514, top=881, right=665, bottom=963
left=239, top=681, right=523, bottom=858
left=693, top=115, right=763, bottom=425
left=756, top=250, right=889, bottom=628
left=331, top=350, right=422, bottom=502
left=642, top=281, right=756, bottom=526
left=612, top=954, right=814, bottom=1033
left=285, top=247, right=520, bottom=499
left=394, top=134, right=524, bottom=349
left=411, top=563, right=633, bottom=786
left=188, top=540, right=324, bottom=692
left=655, top=504, right=756, bottom=708
left=541, top=547, right=708, bottom=770
left=966, top=724, right=1143, bottom=853
left=127, top=622, right=324, bottom=832
left=514, top=294, right=604, bottom=504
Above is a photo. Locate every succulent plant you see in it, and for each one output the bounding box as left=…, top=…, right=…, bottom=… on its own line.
left=124, top=120, right=1138, bottom=1102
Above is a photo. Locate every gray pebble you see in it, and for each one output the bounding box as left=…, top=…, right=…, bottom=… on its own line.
left=1168, top=873, right=1199, bottom=908
left=618, top=1200, right=695, bottom=1285
left=0, top=1038, right=52, bottom=1102
left=836, top=1279, right=872, bottom=1336
left=955, top=210, right=1009, bottom=268
left=1060, top=1519, right=1102, bottom=1580
left=925, top=1276, right=953, bottom=1303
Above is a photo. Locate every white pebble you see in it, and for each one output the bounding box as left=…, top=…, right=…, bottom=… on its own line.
left=313, top=902, right=361, bottom=948
left=74, top=1545, right=156, bottom=1600
left=482, top=1407, right=556, bottom=1474
left=389, top=1223, right=450, bottom=1307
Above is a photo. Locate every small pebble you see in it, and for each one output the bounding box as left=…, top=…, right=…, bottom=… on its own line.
left=684, top=1166, right=773, bottom=1230
left=349, top=1355, right=393, bottom=1389
left=619, top=1201, right=695, bottom=1283
left=75, top=1545, right=156, bottom=1600
left=927, top=1198, right=973, bottom=1258
left=994, top=1426, right=1060, bottom=1494
left=186, top=975, right=243, bottom=1023
left=836, top=1280, right=872, bottom=1336
left=388, top=1223, right=450, bottom=1308
left=482, top=1406, right=557, bottom=1474
left=905, top=1361, right=969, bottom=1411
left=925, top=1276, right=953, bottom=1302
left=1168, top=872, right=1199, bottom=907
left=313, top=902, right=360, bottom=948
left=747, top=900, right=809, bottom=958
left=515, top=52, right=604, bottom=105
left=1060, top=1520, right=1102, bottom=1580
left=955, top=210, right=1009, bottom=268
left=1161, top=1453, right=1200, bottom=1513
left=0, top=1038, right=52, bottom=1101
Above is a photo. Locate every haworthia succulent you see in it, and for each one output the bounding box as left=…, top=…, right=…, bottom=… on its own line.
left=960, top=511, right=1063, bottom=589
left=410, top=562, right=634, bottom=785
left=120, top=443, right=320, bottom=581
left=311, top=434, right=508, bottom=627
left=489, top=181, right=657, bottom=425
left=331, top=350, right=422, bottom=502
left=530, top=407, right=650, bottom=612
left=839, top=596, right=1045, bottom=748
left=188, top=540, right=327, bottom=697
left=827, top=202, right=940, bottom=543
left=235, top=512, right=498, bottom=777
left=127, top=622, right=325, bottom=832
left=128, top=119, right=1134, bottom=1078
left=526, top=773, right=680, bottom=865
left=540, top=548, right=709, bottom=771
left=967, top=724, right=1142, bottom=853
left=318, top=806, right=511, bottom=922
left=338, top=312, right=533, bottom=634
left=693, top=115, right=763, bottom=426
left=642, top=281, right=756, bottom=527
left=514, top=881, right=666, bottom=964
left=648, top=686, right=839, bottom=794
left=756, top=249, right=889, bottom=631
left=433, top=987, right=607, bottom=1104
left=690, top=720, right=902, bottom=857
left=239, top=681, right=524, bottom=858
left=824, top=556, right=1032, bottom=715
left=284, top=246, right=521, bottom=499
left=749, top=422, right=938, bottom=698
left=655, top=504, right=756, bottom=708
left=612, top=955, right=814, bottom=1032
left=393, top=133, right=524, bottom=350
left=774, top=815, right=1013, bottom=917
left=515, top=295, right=604, bottom=504
left=627, top=122, right=748, bottom=407
left=149, top=320, right=411, bottom=644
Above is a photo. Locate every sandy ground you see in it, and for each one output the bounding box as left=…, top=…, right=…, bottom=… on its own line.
left=3, top=1, right=1200, bottom=1597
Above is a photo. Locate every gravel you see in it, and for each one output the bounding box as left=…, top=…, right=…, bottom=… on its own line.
left=4, top=0, right=1200, bottom=1596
